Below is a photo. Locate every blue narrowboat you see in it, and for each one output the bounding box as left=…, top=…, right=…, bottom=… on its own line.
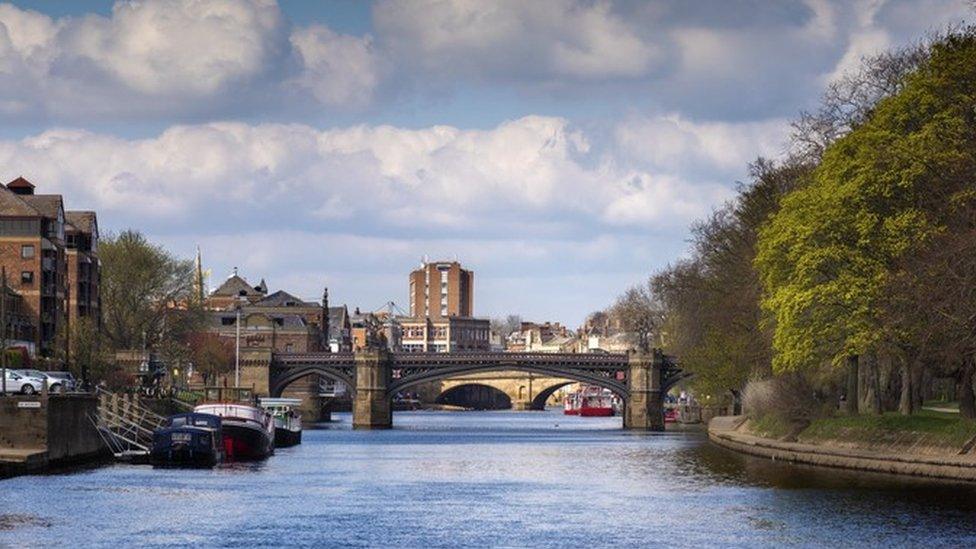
left=151, top=413, right=224, bottom=467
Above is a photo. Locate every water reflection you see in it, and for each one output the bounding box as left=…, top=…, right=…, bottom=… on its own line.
left=1, top=409, right=976, bottom=547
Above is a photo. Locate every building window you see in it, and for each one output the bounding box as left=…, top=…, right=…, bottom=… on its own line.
left=20, top=271, right=33, bottom=284
left=285, top=343, right=294, bottom=352
left=21, top=245, right=34, bottom=259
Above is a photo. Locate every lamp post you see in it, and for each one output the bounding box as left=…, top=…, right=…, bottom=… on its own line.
left=235, top=301, right=241, bottom=387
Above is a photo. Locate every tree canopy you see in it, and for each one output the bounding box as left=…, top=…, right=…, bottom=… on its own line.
left=100, top=229, right=201, bottom=351
left=756, top=31, right=976, bottom=374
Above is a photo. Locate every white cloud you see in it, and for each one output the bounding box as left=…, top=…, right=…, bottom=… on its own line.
left=289, top=25, right=380, bottom=107
left=614, top=114, right=789, bottom=174
left=0, top=116, right=724, bottom=234
left=0, top=0, right=379, bottom=117
left=373, top=0, right=660, bottom=80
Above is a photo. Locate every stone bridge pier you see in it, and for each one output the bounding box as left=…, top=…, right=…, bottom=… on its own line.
left=352, top=350, right=393, bottom=429
left=623, top=350, right=665, bottom=431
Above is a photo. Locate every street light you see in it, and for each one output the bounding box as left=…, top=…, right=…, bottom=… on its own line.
left=235, top=294, right=246, bottom=387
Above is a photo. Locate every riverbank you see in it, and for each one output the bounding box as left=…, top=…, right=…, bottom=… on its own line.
left=709, top=415, right=976, bottom=482
left=0, top=395, right=107, bottom=479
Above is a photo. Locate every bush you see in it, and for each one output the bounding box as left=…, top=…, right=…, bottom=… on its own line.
left=743, top=373, right=823, bottom=423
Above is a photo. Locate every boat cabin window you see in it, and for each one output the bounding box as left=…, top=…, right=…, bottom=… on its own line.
left=167, top=414, right=220, bottom=428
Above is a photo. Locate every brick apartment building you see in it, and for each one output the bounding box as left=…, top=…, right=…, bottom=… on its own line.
left=65, top=212, right=99, bottom=322
left=0, top=177, right=100, bottom=357
left=401, top=259, right=489, bottom=353
left=409, top=260, right=473, bottom=318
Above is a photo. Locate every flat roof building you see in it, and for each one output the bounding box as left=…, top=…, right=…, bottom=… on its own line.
left=408, top=260, right=473, bottom=319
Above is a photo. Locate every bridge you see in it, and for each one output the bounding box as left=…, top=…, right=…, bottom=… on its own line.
left=257, top=349, right=688, bottom=431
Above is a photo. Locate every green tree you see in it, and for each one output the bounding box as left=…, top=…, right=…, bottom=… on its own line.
left=756, top=31, right=976, bottom=397
left=650, top=159, right=805, bottom=401
left=100, top=230, right=201, bottom=351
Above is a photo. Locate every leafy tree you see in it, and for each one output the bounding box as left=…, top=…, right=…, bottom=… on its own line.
left=187, top=332, right=234, bottom=386
left=56, top=316, right=112, bottom=385
left=650, top=159, right=804, bottom=401
left=610, top=282, right=663, bottom=353
left=100, top=230, right=201, bottom=350
left=756, top=30, right=976, bottom=411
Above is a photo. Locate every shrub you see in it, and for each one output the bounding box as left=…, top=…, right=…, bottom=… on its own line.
left=743, top=373, right=823, bottom=423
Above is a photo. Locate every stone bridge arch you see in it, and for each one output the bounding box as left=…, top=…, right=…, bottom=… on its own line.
left=428, top=371, right=583, bottom=410
left=435, top=383, right=513, bottom=410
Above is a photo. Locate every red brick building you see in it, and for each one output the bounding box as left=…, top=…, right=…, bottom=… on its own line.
left=0, top=178, right=100, bottom=359
left=65, top=211, right=100, bottom=324
left=0, top=177, right=72, bottom=357
left=401, top=259, right=488, bottom=353
left=408, top=260, right=473, bottom=318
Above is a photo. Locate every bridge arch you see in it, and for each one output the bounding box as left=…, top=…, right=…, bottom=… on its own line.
left=435, top=383, right=513, bottom=410
left=529, top=381, right=576, bottom=410
left=270, top=366, right=355, bottom=398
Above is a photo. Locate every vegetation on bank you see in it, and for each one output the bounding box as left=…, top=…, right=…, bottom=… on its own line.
left=61, top=230, right=233, bottom=389
left=615, top=23, right=976, bottom=432
left=750, top=410, right=976, bottom=451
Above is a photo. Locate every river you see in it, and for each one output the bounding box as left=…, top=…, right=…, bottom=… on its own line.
left=2, top=410, right=976, bottom=547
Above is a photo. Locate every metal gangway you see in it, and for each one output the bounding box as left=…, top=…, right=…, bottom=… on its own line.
left=89, top=387, right=168, bottom=461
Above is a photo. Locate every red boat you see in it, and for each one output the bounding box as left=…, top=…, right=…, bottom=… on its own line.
left=664, top=408, right=678, bottom=423
left=195, top=403, right=275, bottom=461
left=563, top=385, right=618, bottom=416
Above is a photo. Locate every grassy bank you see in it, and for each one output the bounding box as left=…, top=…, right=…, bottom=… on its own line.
left=749, top=410, right=976, bottom=452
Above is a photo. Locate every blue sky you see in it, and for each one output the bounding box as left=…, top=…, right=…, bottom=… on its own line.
left=0, top=0, right=971, bottom=325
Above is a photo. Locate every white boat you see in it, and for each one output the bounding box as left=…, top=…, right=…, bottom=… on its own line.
left=259, top=398, right=303, bottom=447
left=194, top=402, right=275, bottom=460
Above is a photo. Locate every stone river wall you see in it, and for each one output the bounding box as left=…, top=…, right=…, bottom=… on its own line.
left=708, top=415, right=976, bottom=482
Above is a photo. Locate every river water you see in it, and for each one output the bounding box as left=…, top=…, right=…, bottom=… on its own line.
left=2, top=410, right=976, bottom=547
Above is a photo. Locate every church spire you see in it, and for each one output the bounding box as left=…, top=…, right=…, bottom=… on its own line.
left=194, top=245, right=204, bottom=304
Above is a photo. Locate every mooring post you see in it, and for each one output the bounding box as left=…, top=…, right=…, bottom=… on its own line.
left=353, top=349, right=392, bottom=429
left=624, top=349, right=665, bottom=431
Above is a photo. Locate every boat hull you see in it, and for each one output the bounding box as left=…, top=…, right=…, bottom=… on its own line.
left=274, top=427, right=302, bottom=447
left=151, top=428, right=222, bottom=467
left=579, top=406, right=614, bottom=417
left=222, top=421, right=274, bottom=461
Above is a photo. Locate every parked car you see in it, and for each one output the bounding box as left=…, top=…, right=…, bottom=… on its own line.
left=16, top=369, right=54, bottom=392
left=42, top=371, right=77, bottom=393
left=1, top=370, right=45, bottom=395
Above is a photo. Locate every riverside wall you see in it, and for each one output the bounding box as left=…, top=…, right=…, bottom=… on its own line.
left=0, top=394, right=106, bottom=478
left=708, top=415, right=976, bottom=482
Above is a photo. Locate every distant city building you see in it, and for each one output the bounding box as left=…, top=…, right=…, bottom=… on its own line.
left=206, top=270, right=268, bottom=310
left=0, top=177, right=99, bottom=357
left=507, top=322, right=578, bottom=353
left=409, top=260, right=473, bottom=318
left=205, top=273, right=328, bottom=353
left=401, top=259, right=488, bottom=353
left=580, top=310, right=633, bottom=353
left=328, top=304, right=351, bottom=352
left=399, top=316, right=490, bottom=353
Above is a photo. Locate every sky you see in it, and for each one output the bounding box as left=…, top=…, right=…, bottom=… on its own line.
left=0, top=0, right=972, bottom=326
